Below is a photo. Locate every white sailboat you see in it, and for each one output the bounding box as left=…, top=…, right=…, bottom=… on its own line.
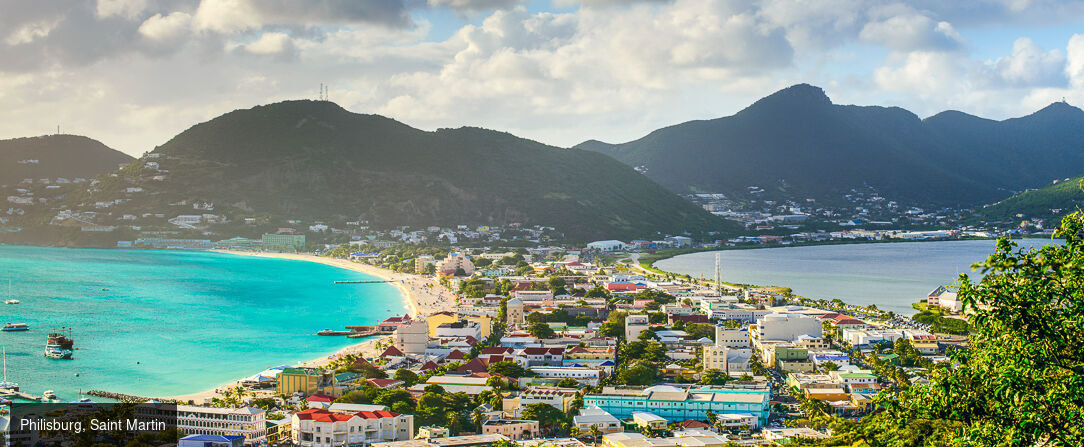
left=5, top=280, right=19, bottom=304
left=0, top=346, right=18, bottom=391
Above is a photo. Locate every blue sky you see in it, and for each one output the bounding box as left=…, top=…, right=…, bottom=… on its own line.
left=1, top=0, right=1083, bottom=156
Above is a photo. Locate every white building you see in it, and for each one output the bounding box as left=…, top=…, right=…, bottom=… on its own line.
left=714, top=413, right=759, bottom=429
left=753, top=314, right=823, bottom=343
left=177, top=405, right=267, bottom=445
left=528, top=366, right=604, bottom=385
left=433, top=320, right=482, bottom=340
left=625, top=314, right=649, bottom=340
left=573, top=407, right=622, bottom=433
left=631, top=412, right=667, bottom=430
left=586, top=240, right=627, bottom=252
left=293, top=408, right=413, bottom=447
left=395, top=319, right=430, bottom=355
left=715, top=327, right=751, bottom=349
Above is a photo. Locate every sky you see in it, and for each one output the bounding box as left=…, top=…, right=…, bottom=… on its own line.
left=2, top=0, right=1084, bottom=156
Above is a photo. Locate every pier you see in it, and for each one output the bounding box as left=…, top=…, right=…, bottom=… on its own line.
left=333, top=280, right=396, bottom=284
left=85, top=390, right=178, bottom=403
left=0, top=388, right=43, bottom=401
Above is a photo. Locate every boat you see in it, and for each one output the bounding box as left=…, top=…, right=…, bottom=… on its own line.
left=4, top=280, right=18, bottom=304
left=42, top=390, right=57, bottom=400
left=2, top=323, right=29, bottom=332
left=44, top=328, right=74, bottom=360
left=0, top=347, right=17, bottom=391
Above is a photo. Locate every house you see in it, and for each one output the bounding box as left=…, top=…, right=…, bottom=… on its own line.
left=632, top=412, right=668, bottom=430
left=624, top=315, right=649, bottom=340
left=513, top=347, right=564, bottom=367
left=527, top=366, right=604, bottom=386
left=503, top=387, right=579, bottom=417
left=572, top=407, right=622, bottom=434
left=293, top=408, right=414, bottom=447
left=481, top=419, right=540, bottom=440
left=714, top=412, right=758, bottom=429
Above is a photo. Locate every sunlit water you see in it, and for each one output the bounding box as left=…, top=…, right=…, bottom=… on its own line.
left=0, top=246, right=405, bottom=401
left=655, top=239, right=1059, bottom=316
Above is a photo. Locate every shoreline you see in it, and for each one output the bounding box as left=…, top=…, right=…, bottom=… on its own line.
left=162, top=251, right=455, bottom=404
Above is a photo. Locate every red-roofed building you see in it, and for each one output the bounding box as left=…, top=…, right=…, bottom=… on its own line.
left=478, top=347, right=514, bottom=359
left=675, top=420, right=711, bottom=429
left=367, top=378, right=405, bottom=389
left=669, top=314, right=711, bottom=325
left=457, top=357, right=495, bottom=374
left=445, top=349, right=466, bottom=360
left=306, top=394, right=334, bottom=403
left=378, top=314, right=413, bottom=332
left=817, top=313, right=842, bottom=320
left=292, top=408, right=413, bottom=446
left=514, top=347, right=564, bottom=366
left=418, top=361, right=440, bottom=372
left=381, top=346, right=405, bottom=358
left=831, top=315, right=868, bottom=329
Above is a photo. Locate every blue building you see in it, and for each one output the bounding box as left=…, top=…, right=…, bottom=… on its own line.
left=583, top=385, right=771, bottom=426
left=179, top=434, right=245, bottom=447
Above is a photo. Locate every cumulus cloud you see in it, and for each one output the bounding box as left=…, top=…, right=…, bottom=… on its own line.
left=138, top=12, right=193, bottom=42
left=990, top=37, right=1065, bottom=86
left=192, top=0, right=413, bottom=32
left=95, top=0, right=149, bottom=19
left=860, top=14, right=962, bottom=52
left=242, top=32, right=297, bottom=58
left=427, top=0, right=522, bottom=13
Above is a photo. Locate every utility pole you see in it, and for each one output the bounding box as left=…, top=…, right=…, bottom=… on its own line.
left=715, top=252, right=722, bottom=296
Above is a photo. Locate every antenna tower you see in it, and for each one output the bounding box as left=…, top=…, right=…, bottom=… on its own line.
left=714, top=252, right=722, bottom=296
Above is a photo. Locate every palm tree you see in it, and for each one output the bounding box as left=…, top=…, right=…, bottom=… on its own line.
left=589, top=424, right=601, bottom=446
left=471, top=408, right=486, bottom=433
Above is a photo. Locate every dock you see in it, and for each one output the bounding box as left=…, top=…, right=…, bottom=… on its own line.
left=0, top=388, right=43, bottom=401
left=85, top=390, right=178, bottom=403
left=333, top=280, right=395, bottom=284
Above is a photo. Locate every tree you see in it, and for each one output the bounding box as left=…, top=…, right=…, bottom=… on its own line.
left=522, top=403, right=566, bottom=434
left=618, top=361, right=659, bottom=385
left=488, top=360, right=528, bottom=378
left=589, top=424, right=601, bottom=445
left=394, top=368, right=420, bottom=387
left=835, top=214, right=1084, bottom=446
left=820, top=361, right=840, bottom=372
left=555, top=378, right=580, bottom=388
left=528, top=321, right=556, bottom=339
left=698, top=369, right=730, bottom=386
left=424, top=384, right=446, bottom=394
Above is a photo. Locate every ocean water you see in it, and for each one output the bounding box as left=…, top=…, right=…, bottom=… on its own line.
left=0, top=246, right=406, bottom=401
left=655, top=238, right=1060, bottom=316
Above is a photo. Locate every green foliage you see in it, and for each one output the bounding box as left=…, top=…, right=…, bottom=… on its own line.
left=394, top=368, right=420, bottom=387
left=912, top=310, right=970, bottom=335
left=488, top=360, right=529, bottom=378
left=555, top=378, right=580, bottom=388
left=0, top=135, right=133, bottom=187
left=830, top=213, right=1084, bottom=446
left=618, top=361, right=660, bottom=386
left=697, top=369, right=730, bottom=386
left=528, top=321, right=556, bottom=339
left=622, top=340, right=668, bottom=362
left=521, top=403, right=566, bottom=431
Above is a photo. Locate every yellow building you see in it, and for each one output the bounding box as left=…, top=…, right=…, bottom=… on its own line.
left=276, top=367, right=341, bottom=397
left=425, top=312, right=492, bottom=338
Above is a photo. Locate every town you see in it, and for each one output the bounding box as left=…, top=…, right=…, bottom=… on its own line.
left=99, top=243, right=971, bottom=447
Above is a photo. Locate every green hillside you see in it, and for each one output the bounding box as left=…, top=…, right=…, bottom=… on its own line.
left=976, top=176, right=1084, bottom=223
left=37, top=100, right=732, bottom=242
left=0, top=135, right=133, bottom=186
left=579, top=84, right=1084, bottom=207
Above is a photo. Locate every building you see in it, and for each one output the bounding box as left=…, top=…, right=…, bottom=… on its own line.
left=293, top=408, right=414, bottom=447
left=434, top=320, right=483, bottom=340
left=266, top=418, right=293, bottom=445
left=713, top=413, right=758, bottom=430
left=753, top=314, right=823, bottom=343
left=503, top=387, right=578, bottom=417
left=514, top=347, right=564, bottom=367
left=373, top=433, right=509, bottom=447
left=415, top=255, right=436, bottom=274
left=506, top=298, right=525, bottom=328
left=701, top=346, right=752, bottom=374
left=177, top=405, right=267, bottom=445
left=586, top=240, right=627, bottom=252
left=395, top=319, right=430, bottom=355
left=625, top=314, right=649, bottom=340
left=714, top=327, right=750, bottom=349
left=262, top=233, right=306, bottom=252
left=481, top=419, right=539, bottom=440
left=178, top=435, right=245, bottom=447
left=632, top=412, right=668, bottom=430
left=277, top=367, right=342, bottom=397
left=572, top=407, right=622, bottom=434
left=438, top=253, right=475, bottom=276
left=528, top=366, right=604, bottom=385
left=584, top=385, right=771, bottom=426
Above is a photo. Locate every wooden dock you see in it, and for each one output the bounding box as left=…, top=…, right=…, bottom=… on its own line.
left=0, top=388, right=43, bottom=401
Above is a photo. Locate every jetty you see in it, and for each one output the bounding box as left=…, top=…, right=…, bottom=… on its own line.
left=85, top=390, right=178, bottom=403
left=333, top=280, right=395, bottom=284
left=0, top=388, right=43, bottom=401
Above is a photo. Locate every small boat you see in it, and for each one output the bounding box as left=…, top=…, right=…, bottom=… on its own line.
left=101, top=288, right=109, bottom=291
left=5, top=280, right=18, bottom=304
left=2, top=323, right=29, bottom=332
left=0, top=347, right=17, bottom=391
left=43, top=390, right=57, bottom=400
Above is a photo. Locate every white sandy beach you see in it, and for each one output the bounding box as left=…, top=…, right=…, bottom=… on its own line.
left=164, top=251, right=456, bottom=404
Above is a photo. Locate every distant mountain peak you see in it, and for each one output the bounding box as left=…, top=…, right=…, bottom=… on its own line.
left=743, top=83, right=832, bottom=113
left=1032, top=100, right=1083, bottom=117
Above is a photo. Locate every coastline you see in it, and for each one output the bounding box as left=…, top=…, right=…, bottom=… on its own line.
left=163, top=251, right=455, bottom=404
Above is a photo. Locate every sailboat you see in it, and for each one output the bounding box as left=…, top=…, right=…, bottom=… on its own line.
left=5, top=280, right=19, bottom=304
left=0, top=346, right=18, bottom=391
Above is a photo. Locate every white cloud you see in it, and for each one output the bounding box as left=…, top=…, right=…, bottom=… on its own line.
left=95, top=0, right=148, bottom=19
left=5, top=19, right=60, bottom=46
left=138, top=12, right=193, bottom=42
left=859, top=14, right=962, bottom=52
left=1066, top=34, right=1084, bottom=87
left=243, top=32, right=295, bottom=56
left=990, top=37, right=1065, bottom=86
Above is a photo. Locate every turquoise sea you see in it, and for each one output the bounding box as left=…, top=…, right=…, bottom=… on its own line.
left=655, top=238, right=1060, bottom=316
left=0, top=246, right=406, bottom=402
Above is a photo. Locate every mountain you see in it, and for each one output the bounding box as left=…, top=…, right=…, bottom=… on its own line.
left=975, top=175, right=1084, bottom=224
left=49, top=100, right=730, bottom=241
left=578, top=84, right=1084, bottom=207
left=0, top=135, right=133, bottom=186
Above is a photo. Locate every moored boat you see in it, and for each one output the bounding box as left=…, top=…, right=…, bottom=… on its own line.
left=0, top=347, right=17, bottom=391
left=2, top=323, right=29, bottom=332
left=44, top=328, right=75, bottom=360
